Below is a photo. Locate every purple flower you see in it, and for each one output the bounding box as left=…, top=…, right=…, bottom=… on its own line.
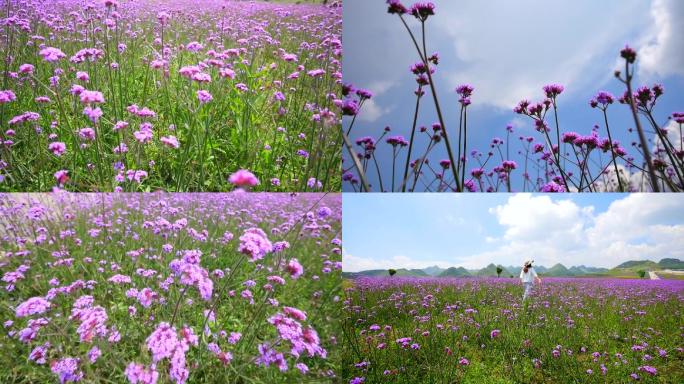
left=286, top=258, right=304, bottom=279
left=228, top=169, right=259, bottom=187
left=490, top=329, right=500, bottom=339
left=0, top=90, right=16, bottom=103
left=79, top=128, right=96, bottom=141
left=356, top=88, right=373, bottom=99
left=386, top=135, right=409, bottom=147
left=543, top=84, right=564, bottom=98
left=125, top=362, right=159, bottom=384
left=186, top=41, right=204, bottom=52
left=638, top=365, right=657, bottom=376
left=341, top=98, right=359, bottom=116
left=29, top=342, right=50, bottom=364
left=387, top=0, right=408, bottom=14
left=54, top=169, right=69, bottom=185
left=51, top=357, right=83, bottom=383
left=87, top=346, right=101, bottom=363
left=15, top=297, right=51, bottom=317
left=83, top=106, right=103, bottom=123
left=197, top=90, right=213, bottom=104
left=39, top=47, right=66, bottom=62
left=146, top=322, right=181, bottom=362
left=621, top=45, right=637, bottom=63
left=540, top=181, right=565, bottom=192
left=160, top=136, right=180, bottom=149
left=79, top=90, right=105, bottom=104
left=238, top=228, right=272, bottom=261
left=410, top=2, right=435, bottom=21
left=456, top=84, right=474, bottom=97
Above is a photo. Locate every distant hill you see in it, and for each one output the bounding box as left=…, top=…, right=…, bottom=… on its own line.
left=344, top=258, right=683, bottom=279
left=658, top=258, right=684, bottom=269
left=438, top=267, right=471, bottom=277
left=401, top=269, right=429, bottom=277
left=614, top=260, right=660, bottom=272
left=423, top=265, right=445, bottom=276
left=342, top=268, right=429, bottom=278
left=543, top=263, right=572, bottom=277
left=474, top=263, right=512, bottom=277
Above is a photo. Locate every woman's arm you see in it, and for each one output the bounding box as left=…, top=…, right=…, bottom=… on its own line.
left=535, top=276, right=542, bottom=284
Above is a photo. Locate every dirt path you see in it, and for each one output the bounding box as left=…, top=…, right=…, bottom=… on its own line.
left=649, top=271, right=660, bottom=280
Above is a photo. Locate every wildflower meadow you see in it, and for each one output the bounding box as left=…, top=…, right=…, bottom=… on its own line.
left=342, top=1, right=683, bottom=192
left=0, top=192, right=342, bottom=383
left=342, top=277, right=684, bottom=383
left=0, top=0, right=341, bottom=192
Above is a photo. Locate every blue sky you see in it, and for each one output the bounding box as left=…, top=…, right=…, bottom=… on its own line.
left=343, top=193, right=684, bottom=271
left=342, top=0, right=684, bottom=192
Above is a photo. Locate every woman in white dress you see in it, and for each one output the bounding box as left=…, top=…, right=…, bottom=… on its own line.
left=520, top=259, right=542, bottom=300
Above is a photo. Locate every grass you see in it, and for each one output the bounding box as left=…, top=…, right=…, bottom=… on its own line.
left=0, top=192, right=342, bottom=383
left=0, top=0, right=341, bottom=192
left=342, top=277, right=684, bottom=383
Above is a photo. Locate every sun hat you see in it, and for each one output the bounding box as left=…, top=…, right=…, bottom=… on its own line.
left=524, top=259, right=534, bottom=267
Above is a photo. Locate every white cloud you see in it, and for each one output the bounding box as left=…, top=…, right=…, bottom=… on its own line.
left=638, top=0, right=684, bottom=78
left=367, top=80, right=394, bottom=96
left=587, top=193, right=684, bottom=245
left=358, top=98, right=392, bottom=123
left=430, top=0, right=650, bottom=109
left=343, top=253, right=453, bottom=272
left=344, top=193, right=684, bottom=271
left=491, top=194, right=592, bottom=246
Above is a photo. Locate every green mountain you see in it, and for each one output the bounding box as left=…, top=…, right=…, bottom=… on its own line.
left=565, top=266, right=608, bottom=275
left=438, top=267, right=471, bottom=277
left=614, top=260, right=660, bottom=271
left=543, top=263, right=572, bottom=277
left=343, top=258, right=682, bottom=279
left=423, top=265, right=445, bottom=276
left=341, top=269, right=387, bottom=278
left=342, top=268, right=428, bottom=278
left=658, top=258, right=684, bottom=269
left=475, top=263, right=511, bottom=277
left=507, top=265, right=547, bottom=274
left=399, top=269, right=429, bottom=277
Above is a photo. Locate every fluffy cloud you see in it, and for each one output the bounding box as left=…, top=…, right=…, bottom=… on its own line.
left=433, top=0, right=649, bottom=109
left=344, top=194, right=684, bottom=271
left=358, top=98, right=392, bottom=123
left=476, top=194, right=684, bottom=267
left=343, top=253, right=453, bottom=272
left=490, top=194, right=593, bottom=247
left=638, top=0, right=684, bottom=78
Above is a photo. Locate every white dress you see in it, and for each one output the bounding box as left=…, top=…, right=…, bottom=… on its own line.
left=520, top=267, right=537, bottom=299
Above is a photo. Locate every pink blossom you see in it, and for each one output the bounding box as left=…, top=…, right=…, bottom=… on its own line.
left=228, top=169, right=259, bottom=187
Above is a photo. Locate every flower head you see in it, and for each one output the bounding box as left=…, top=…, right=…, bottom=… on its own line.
left=228, top=169, right=259, bottom=187
left=410, top=2, right=435, bottom=21
left=39, top=47, right=66, bottom=62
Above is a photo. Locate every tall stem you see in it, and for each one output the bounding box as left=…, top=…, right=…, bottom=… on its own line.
left=401, top=89, right=422, bottom=192
left=602, top=109, right=624, bottom=191
left=461, top=107, right=467, bottom=189
left=624, top=62, right=659, bottom=191
left=398, top=15, right=460, bottom=191
left=343, top=131, right=370, bottom=191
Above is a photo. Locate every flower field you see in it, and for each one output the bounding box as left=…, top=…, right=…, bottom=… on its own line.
left=0, top=0, right=341, bottom=192
left=0, top=192, right=342, bottom=383
left=342, top=277, right=684, bottom=383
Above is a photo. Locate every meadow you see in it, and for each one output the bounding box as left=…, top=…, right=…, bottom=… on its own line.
left=0, top=192, right=342, bottom=383
left=342, top=277, right=684, bottom=383
left=0, top=0, right=341, bottom=192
